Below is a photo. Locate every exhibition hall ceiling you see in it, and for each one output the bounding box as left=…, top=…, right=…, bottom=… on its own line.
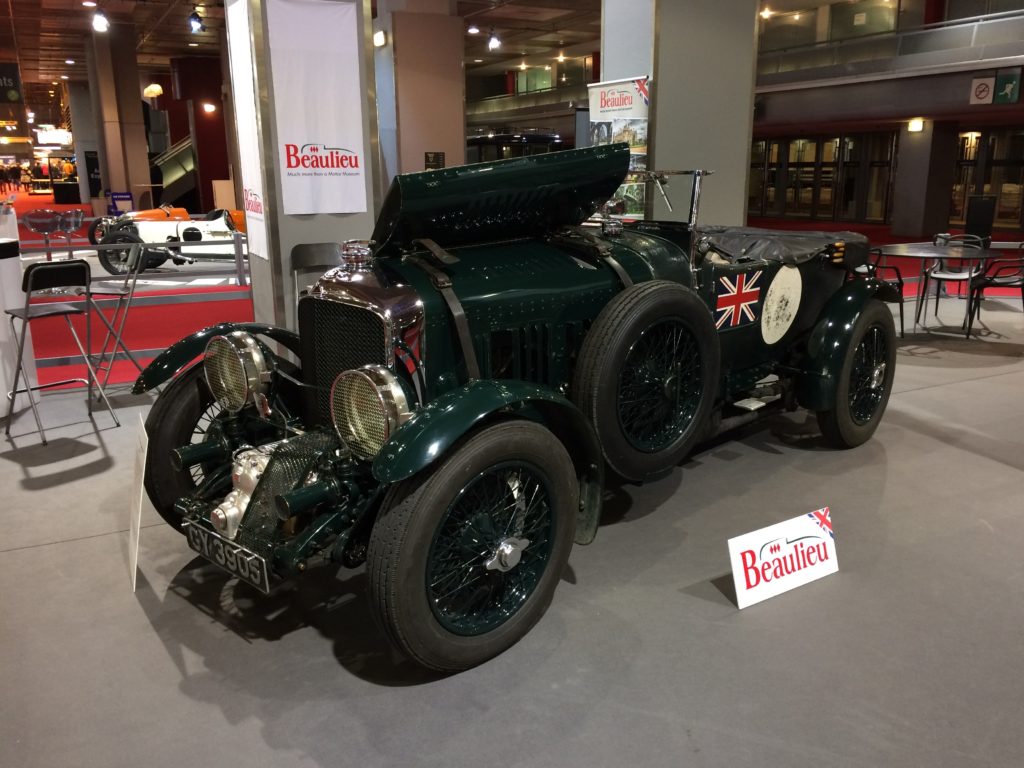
left=1, top=0, right=601, bottom=123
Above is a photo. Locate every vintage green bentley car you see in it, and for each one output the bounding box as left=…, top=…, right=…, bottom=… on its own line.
left=136, top=143, right=897, bottom=671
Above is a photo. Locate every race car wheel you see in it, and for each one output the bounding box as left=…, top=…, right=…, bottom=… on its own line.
left=87, top=217, right=111, bottom=245
left=816, top=298, right=896, bottom=448
left=97, top=230, right=167, bottom=274
left=144, top=365, right=226, bottom=531
left=572, top=280, right=720, bottom=481
left=367, top=421, right=577, bottom=671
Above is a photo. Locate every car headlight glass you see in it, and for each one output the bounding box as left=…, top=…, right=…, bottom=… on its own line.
left=204, top=332, right=269, bottom=414
left=331, top=365, right=412, bottom=460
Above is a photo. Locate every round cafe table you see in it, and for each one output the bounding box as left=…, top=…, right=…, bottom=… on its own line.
left=876, top=242, right=1004, bottom=328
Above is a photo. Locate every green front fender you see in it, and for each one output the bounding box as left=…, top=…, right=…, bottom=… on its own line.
left=796, top=278, right=883, bottom=411
left=372, top=379, right=605, bottom=545
left=131, top=322, right=302, bottom=394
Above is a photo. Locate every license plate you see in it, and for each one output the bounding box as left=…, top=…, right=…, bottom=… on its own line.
left=183, top=520, right=271, bottom=594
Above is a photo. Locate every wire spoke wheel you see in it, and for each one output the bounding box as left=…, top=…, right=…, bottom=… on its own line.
left=367, top=421, right=577, bottom=671
left=848, top=325, right=888, bottom=425
left=817, top=299, right=896, bottom=448
left=427, top=462, right=555, bottom=636
left=617, top=318, right=702, bottom=452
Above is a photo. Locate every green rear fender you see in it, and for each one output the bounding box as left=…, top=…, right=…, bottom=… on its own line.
left=131, top=322, right=302, bottom=394
left=372, top=380, right=605, bottom=545
left=796, top=279, right=883, bottom=411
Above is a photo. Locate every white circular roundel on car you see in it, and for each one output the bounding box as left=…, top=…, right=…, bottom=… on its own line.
left=761, top=266, right=802, bottom=345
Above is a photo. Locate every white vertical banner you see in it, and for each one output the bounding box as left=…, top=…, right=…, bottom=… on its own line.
left=225, top=0, right=271, bottom=260
left=587, top=76, right=650, bottom=217
left=267, top=0, right=367, bottom=215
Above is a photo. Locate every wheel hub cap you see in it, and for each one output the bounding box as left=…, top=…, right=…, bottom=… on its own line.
left=485, top=536, right=531, bottom=572
left=870, top=362, right=886, bottom=389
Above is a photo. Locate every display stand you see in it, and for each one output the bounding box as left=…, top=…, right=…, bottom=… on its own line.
left=0, top=207, right=36, bottom=409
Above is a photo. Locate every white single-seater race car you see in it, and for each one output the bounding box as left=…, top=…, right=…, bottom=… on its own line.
left=91, top=204, right=246, bottom=274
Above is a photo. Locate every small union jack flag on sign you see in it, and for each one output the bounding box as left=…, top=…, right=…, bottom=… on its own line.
left=714, top=270, right=762, bottom=329
left=807, top=507, right=834, bottom=539
left=634, top=77, right=650, bottom=106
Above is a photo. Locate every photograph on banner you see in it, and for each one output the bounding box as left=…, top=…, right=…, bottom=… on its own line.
left=588, top=76, right=649, bottom=217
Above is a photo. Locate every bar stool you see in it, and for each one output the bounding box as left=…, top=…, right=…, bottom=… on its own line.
left=58, top=210, right=84, bottom=259
left=21, top=210, right=64, bottom=262
left=89, top=243, right=148, bottom=389
left=4, top=259, right=119, bottom=444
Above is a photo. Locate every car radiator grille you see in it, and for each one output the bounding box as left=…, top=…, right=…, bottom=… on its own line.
left=299, top=297, right=389, bottom=424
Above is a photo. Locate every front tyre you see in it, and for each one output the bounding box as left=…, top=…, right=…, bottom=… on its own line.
left=816, top=298, right=896, bottom=448
left=144, top=365, right=224, bottom=531
left=98, top=230, right=167, bottom=274
left=367, top=421, right=577, bottom=671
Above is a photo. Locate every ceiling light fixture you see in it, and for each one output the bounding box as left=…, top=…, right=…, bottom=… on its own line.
left=760, top=8, right=773, bottom=19
left=519, top=61, right=527, bottom=70
left=202, top=102, right=217, bottom=113
left=65, top=59, right=75, bottom=65
left=373, top=30, right=386, bottom=47
left=82, top=1, right=96, bottom=6
left=188, top=42, right=199, bottom=47
left=188, top=8, right=205, bottom=33
left=92, top=10, right=110, bottom=32
left=487, top=28, right=500, bottom=50
left=60, top=75, right=69, bottom=80
left=143, top=83, right=164, bottom=98
left=467, top=24, right=480, bottom=34
left=473, top=59, right=483, bottom=63
left=908, top=118, right=924, bottom=132
left=556, top=52, right=566, bottom=63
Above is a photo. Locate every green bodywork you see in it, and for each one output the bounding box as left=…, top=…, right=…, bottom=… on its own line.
left=132, top=322, right=301, bottom=394
left=142, top=143, right=891, bottom=587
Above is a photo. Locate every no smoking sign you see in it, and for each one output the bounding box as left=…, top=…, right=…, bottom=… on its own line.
left=970, top=77, right=995, bottom=105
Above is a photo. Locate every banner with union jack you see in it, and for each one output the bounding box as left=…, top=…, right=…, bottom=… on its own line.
left=714, top=270, right=762, bottom=329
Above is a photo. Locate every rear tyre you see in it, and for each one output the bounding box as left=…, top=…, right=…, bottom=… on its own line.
left=816, top=299, right=896, bottom=448
left=572, top=280, right=720, bottom=481
left=367, top=421, right=577, bottom=671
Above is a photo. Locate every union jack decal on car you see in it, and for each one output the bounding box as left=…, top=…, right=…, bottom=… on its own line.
left=807, top=506, right=834, bottom=539
left=715, top=270, right=763, bottom=329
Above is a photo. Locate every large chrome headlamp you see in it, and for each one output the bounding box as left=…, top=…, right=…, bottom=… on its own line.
left=330, top=365, right=412, bottom=460
left=204, top=331, right=271, bottom=414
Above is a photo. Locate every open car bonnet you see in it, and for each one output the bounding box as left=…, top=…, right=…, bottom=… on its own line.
left=370, top=143, right=631, bottom=253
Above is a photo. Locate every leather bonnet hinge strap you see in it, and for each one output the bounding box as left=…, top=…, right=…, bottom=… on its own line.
left=549, top=227, right=634, bottom=288
left=405, top=254, right=481, bottom=381
left=412, top=237, right=460, bottom=265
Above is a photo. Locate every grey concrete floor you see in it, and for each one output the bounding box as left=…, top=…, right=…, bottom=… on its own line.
left=2, top=297, right=1023, bottom=768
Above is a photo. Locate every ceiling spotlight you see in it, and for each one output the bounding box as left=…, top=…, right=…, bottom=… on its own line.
left=519, top=61, right=527, bottom=71
left=373, top=29, right=386, bottom=47
left=82, top=1, right=96, bottom=6
left=92, top=10, right=109, bottom=32
left=188, top=42, right=199, bottom=47
left=188, top=8, right=205, bottom=33
left=51, top=81, right=58, bottom=85
left=556, top=52, right=566, bottom=63
left=473, top=59, right=483, bottom=63
left=467, top=24, right=480, bottom=34
left=143, top=83, right=164, bottom=98
left=202, top=102, right=217, bottom=113
left=760, top=8, right=773, bottom=19
left=60, top=75, right=69, bottom=80
left=65, top=59, right=75, bottom=65
left=487, top=28, right=500, bottom=50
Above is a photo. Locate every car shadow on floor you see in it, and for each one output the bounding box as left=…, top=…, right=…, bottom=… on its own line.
left=150, top=556, right=452, bottom=687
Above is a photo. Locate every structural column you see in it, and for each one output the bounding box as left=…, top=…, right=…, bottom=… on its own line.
left=601, top=0, right=759, bottom=225
left=374, top=0, right=465, bottom=180
left=890, top=120, right=958, bottom=238
left=87, top=23, right=152, bottom=209
left=224, top=0, right=380, bottom=328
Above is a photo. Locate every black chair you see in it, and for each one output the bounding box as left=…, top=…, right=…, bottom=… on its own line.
left=917, top=233, right=986, bottom=325
left=4, top=259, right=119, bottom=444
left=964, top=249, right=1024, bottom=339
left=858, top=247, right=905, bottom=338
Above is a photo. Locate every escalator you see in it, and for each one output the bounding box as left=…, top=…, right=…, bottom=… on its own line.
left=152, top=136, right=196, bottom=208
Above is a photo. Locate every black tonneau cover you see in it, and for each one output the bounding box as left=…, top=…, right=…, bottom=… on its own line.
left=698, top=226, right=869, bottom=266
